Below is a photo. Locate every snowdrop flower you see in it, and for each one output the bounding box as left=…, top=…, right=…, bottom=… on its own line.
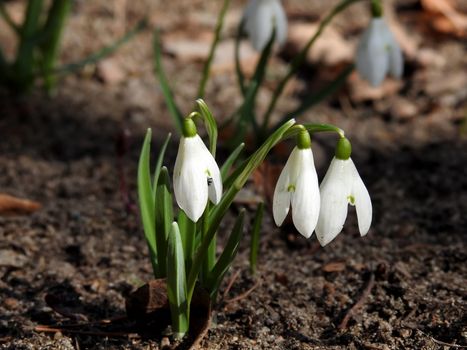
left=273, top=130, right=320, bottom=238
left=242, top=0, right=287, bottom=52
left=173, top=118, right=222, bottom=222
left=316, top=138, right=372, bottom=246
left=356, top=15, right=403, bottom=87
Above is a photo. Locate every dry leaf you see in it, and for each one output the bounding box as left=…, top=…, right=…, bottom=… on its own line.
left=421, top=0, right=467, bottom=37
left=322, top=262, right=346, bottom=273
left=0, top=194, right=41, bottom=215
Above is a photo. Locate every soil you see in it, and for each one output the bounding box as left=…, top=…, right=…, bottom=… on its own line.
left=0, top=0, right=466, bottom=349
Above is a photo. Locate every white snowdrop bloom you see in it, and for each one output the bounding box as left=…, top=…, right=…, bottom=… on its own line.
left=273, top=131, right=320, bottom=238
left=315, top=150, right=372, bottom=246
left=242, top=0, right=287, bottom=52
left=356, top=17, right=403, bottom=87
left=173, top=120, right=222, bottom=222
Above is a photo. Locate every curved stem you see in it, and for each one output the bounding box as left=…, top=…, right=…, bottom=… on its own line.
left=197, top=0, right=231, bottom=99
left=261, top=0, right=363, bottom=130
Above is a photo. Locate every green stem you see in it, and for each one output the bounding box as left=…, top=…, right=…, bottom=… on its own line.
left=196, top=0, right=230, bottom=99
left=261, top=0, right=363, bottom=130
left=272, top=64, right=355, bottom=130
left=57, top=19, right=147, bottom=74
left=234, top=21, right=246, bottom=96
left=186, top=119, right=295, bottom=303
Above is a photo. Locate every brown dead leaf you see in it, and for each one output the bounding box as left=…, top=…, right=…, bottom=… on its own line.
left=348, top=72, right=403, bottom=101
left=421, top=0, right=467, bottom=37
left=0, top=194, right=41, bottom=215
left=322, top=261, right=346, bottom=273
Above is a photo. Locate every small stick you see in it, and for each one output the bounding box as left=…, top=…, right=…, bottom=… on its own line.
left=45, top=315, right=128, bottom=329
left=338, top=273, right=375, bottom=330
left=225, top=279, right=260, bottom=304
left=222, top=270, right=241, bottom=298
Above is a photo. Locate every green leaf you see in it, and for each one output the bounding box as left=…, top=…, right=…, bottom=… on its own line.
left=137, top=129, right=159, bottom=277
left=39, top=0, right=71, bottom=92
left=152, top=133, right=172, bottom=198
left=220, top=142, right=245, bottom=182
left=196, top=99, right=218, bottom=156
left=196, top=0, right=230, bottom=99
left=166, top=222, right=189, bottom=338
left=206, top=209, right=245, bottom=300
left=153, top=29, right=184, bottom=133
left=177, top=210, right=196, bottom=271
left=250, top=202, right=264, bottom=275
left=154, top=167, right=173, bottom=277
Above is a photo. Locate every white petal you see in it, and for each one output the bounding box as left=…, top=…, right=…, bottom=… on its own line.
left=348, top=159, right=372, bottom=236
left=315, top=158, right=351, bottom=246
left=290, top=149, right=320, bottom=238
left=270, top=0, right=287, bottom=47
left=384, top=28, right=403, bottom=79
left=173, top=137, right=209, bottom=222
left=272, top=153, right=293, bottom=226
left=251, top=1, right=275, bottom=51
left=204, top=154, right=223, bottom=205
left=356, top=18, right=389, bottom=87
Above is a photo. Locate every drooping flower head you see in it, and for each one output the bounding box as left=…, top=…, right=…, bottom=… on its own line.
left=242, top=0, right=288, bottom=52
left=173, top=118, right=222, bottom=222
left=355, top=1, right=403, bottom=87
left=273, top=129, right=320, bottom=238
left=315, top=138, right=372, bottom=246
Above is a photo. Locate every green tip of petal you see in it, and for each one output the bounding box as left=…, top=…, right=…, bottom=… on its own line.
left=371, top=0, right=383, bottom=17
left=296, top=129, right=311, bottom=150
left=182, top=118, right=197, bottom=138
left=335, top=137, right=352, bottom=160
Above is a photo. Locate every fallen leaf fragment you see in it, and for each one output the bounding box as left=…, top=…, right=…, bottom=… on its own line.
left=322, top=261, right=346, bottom=273
left=0, top=193, right=41, bottom=214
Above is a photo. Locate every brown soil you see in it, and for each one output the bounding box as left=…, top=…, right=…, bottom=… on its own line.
left=1, top=0, right=466, bottom=349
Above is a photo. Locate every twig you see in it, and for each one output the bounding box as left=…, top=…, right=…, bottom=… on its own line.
left=338, top=273, right=375, bottom=330
left=222, top=269, right=241, bottom=298
left=224, top=279, right=260, bottom=304
left=45, top=315, right=128, bottom=329
left=418, top=329, right=467, bottom=348
left=34, top=325, right=139, bottom=338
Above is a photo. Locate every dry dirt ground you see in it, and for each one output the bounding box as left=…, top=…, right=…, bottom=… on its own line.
left=0, top=0, right=466, bottom=349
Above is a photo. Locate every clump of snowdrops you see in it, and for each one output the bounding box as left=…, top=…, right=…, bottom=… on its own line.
left=154, top=0, right=403, bottom=147
left=137, top=100, right=371, bottom=337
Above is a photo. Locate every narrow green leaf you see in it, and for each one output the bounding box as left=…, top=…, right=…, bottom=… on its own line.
left=196, top=0, right=230, bottom=99
left=177, top=210, right=196, bottom=271
left=196, top=99, right=218, bottom=156
left=153, top=29, right=184, bottom=133
left=166, top=222, right=189, bottom=338
left=152, top=132, right=172, bottom=198
left=137, top=129, right=159, bottom=277
left=39, top=0, right=72, bottom=92
left=155, top=167, right=173, bottom=277
left=250, top=202, right=264, bottom=275
left=206, top=209, right=245, bottom=300
left=220, top=142, right=245, bottom=182
left=13, top=0, right=44, bottom=92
